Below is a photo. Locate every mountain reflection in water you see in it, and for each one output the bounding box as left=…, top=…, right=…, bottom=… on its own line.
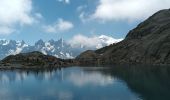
left=0, top=65, right=169, bottom=100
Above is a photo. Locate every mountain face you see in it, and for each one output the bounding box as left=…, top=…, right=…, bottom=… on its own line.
left=0, top=39, right=28, bottom=58
left=76, top=9, right=170, bottom=65
left=0, top=35, right=121, bottom=59
left=22, top=39, right=75, bottom=59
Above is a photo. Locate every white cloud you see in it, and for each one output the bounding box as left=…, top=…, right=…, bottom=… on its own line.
left=0, top=0, right=33, bottom=25
left=68, top=34, right=123, bottom=49
left=43, top=18, right=74, bottom=33
left=79, top=12, right=90, bottom=23
left=77, top=5, right=91, bottom=23
left=0, top=0, right=39, bottom=35
left=0, top=26, right=15, bottom=35
left=89, top=0, right=170, bottom=21
left=57, top=0, right=70, bottom=4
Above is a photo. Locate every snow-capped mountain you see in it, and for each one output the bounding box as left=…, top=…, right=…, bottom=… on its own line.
left=22, top=39, right=75, bottom=59
left=0, top=35, right=122, bottom=59
left=68, top=34, right=123, bottom=49
left=0, top=39, right=28, bottom=59
left=99, top=35, right=123, bottom=46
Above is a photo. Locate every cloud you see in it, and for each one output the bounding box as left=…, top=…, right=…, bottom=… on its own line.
left=79, top=12, right=90, bottom=23
left=0, top=26, right=15, bottom=35
left=0, top=0, right=40, bottom=35
left=88, top=0, right=170, bottom=22
left=43, top=18, right=74, bottom=33
left=68, top=34, right=123, bottom=49
left=57, top=0, right=70, bottom=4
left=77, top=5, right=91, bottom=23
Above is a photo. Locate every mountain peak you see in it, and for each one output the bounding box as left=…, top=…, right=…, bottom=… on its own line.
left=48, top=39, right=55, bottom=44
left=57, top=38, right=63, bottom=43
left=35, top=39, right=45, bottom=46
left=0, top=39, right=10, bottom=45
left=36, top=39, right=44, bottom=43
left=21, top=40, right=25, bottom=44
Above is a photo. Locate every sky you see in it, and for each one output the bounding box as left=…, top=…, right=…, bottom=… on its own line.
left=0, top=0, right=170, bottom=45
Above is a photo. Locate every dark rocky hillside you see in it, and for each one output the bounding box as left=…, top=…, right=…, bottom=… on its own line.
left=0, top=51, right=76, bottom=69
left=76, top=9, right=170, bottom=65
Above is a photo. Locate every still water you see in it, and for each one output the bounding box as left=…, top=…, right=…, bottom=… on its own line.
left=0, top=66, right=170, bottom=100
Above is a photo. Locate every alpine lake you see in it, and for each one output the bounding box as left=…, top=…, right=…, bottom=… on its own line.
left=0, top=65, right=170, bottom=100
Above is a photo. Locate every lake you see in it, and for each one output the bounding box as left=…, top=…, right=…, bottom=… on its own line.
left=0, top=66, right=170, bottom=100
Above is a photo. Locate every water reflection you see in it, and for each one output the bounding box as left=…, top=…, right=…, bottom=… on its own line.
left=0, top=68, right=115, bottom=85
left=0, top=66, right=169, bottom=100
left=108, top=65, right=170, bottom=100
left=67, top=71, right=114, bottom=86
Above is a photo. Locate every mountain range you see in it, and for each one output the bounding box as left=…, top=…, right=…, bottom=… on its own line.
left=0, top=35, right=122, bottom=59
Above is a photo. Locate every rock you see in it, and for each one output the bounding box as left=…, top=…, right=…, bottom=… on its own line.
left=76, top=50, right=101, bottom=65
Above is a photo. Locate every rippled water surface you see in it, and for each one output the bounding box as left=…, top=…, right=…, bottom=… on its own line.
left=0, top=66, right=170, bottom=100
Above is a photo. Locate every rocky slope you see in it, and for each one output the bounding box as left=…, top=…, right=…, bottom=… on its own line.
left=76, top=9, right=170, bottom=65
left=0, top=51, right=76, bottom=69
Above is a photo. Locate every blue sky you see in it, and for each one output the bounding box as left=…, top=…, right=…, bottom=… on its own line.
left=0, top=0, right=170, bottom=44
